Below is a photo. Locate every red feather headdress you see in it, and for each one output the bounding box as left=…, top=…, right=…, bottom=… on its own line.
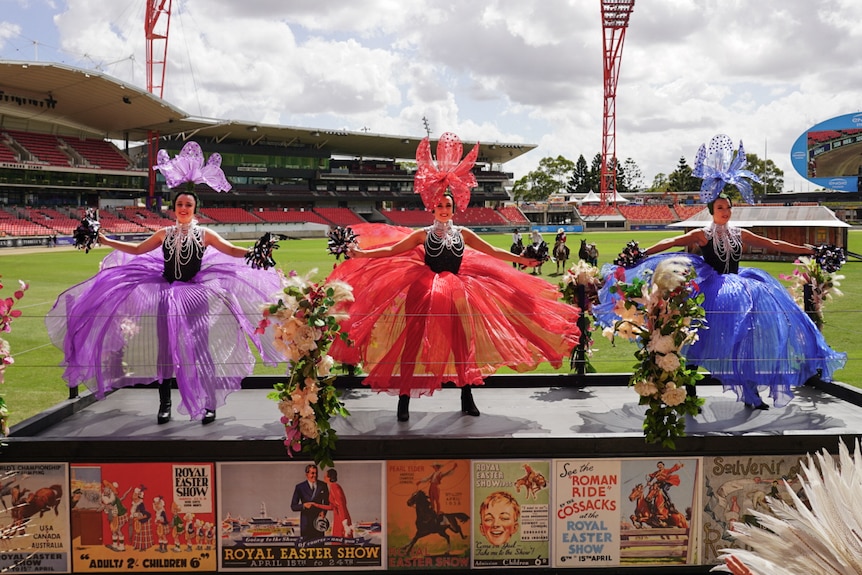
left=413, top=132, right=479, bottom=213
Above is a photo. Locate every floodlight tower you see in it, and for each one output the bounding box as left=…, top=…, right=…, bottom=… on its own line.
left=599, top=0, right=634, bottom=206
left=145, top=0, right=173, bottom=208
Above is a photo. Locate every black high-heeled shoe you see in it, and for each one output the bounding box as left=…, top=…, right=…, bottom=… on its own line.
left=202, top=409, right=216, bottom=424
left=397, top=395, right=410, bottom=422
left=157, top=381, right=172, bottom=424
left=461, top=387, right=480, bottom=417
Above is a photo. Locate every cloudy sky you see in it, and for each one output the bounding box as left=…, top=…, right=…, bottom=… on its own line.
left=1, top=0, right=861, bottom=192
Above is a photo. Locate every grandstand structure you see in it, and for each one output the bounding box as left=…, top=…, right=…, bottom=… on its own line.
left=0, top=60, right=539, bottom=242
left=0, top=60, right=856, bottom=245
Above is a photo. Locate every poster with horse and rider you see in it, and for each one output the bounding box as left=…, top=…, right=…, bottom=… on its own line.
left=386, top=459, right=471, bottom=571
left=553, top=457, right=701, bottom=568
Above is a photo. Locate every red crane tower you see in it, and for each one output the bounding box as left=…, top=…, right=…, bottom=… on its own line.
left=144, top=0, right=173, bottom=208
left=599, top=0, right=634, bottom=206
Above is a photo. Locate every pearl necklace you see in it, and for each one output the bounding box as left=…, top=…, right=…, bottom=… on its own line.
left=704, top=222, right=741, bottom=273
left=164, top=222, right=203, bottom=279
left=424, top=220, right=463, bottom=258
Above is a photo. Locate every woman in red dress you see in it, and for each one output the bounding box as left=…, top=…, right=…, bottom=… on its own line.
left=328, top=133, right=580, bottom=421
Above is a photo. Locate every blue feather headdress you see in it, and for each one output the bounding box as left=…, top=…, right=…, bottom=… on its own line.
left=692, top=134, right=761, bottom=204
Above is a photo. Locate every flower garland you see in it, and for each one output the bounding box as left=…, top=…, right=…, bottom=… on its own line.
left=0, top=276, right=28, bottom=436
left=559, top=259, right=604, bottom=372
left=779, top=255, right=844, bottom=332
left=258, top=269, right=354, bottom=467
left=603, top=257, right=706, bottom=448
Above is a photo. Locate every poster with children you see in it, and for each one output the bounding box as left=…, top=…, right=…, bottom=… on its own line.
left=0, top=463, right=70, bottom=573
left=387, top=459, right=471, bottom=571
left=471, top=460, right=550, bottom=569
left=702, top=453, right=808, bottom=564
left=70, top=462, right=216, bottom=573
left=553, top=457, right=701, bottom=568
left=218, top=461, right=384, bottom=572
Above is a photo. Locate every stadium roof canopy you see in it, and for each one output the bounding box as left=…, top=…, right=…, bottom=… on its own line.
left=670, top=205, right=850, bottom=228
left=0, top=60, right=535, bottom=164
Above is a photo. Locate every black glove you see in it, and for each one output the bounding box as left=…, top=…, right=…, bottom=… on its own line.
left=245, top=232, right=288, bottom=270
left=74, top=215, right=101, bottom=253
left=613, top=240, right=645, bottom=268
left=812, top=244, right=845, bottom=273
left=327, top=226, right=358, bottom=260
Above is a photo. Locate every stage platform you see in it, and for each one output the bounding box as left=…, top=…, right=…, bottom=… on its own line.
left=9, top=374, right=862, bottom=460
left=5, top=374, right=862, bottom=575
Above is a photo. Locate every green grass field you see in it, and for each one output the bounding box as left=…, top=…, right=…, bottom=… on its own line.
left=2, top=229, right=860, bottom=427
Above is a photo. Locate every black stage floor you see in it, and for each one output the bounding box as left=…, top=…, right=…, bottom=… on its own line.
left=9, top=374, right=862, bottom=461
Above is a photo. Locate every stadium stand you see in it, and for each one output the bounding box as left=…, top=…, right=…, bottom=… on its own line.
left=313, top=207, right=366, bottom=226
left=454, top=207, right=509, bottom=226
left=617, top=204, right=676, bottom=223
left=61, top=137, right=132, bottom=171
left=0, top=209, right=55, bottom=236
left=673, top=203, right=707, bottom=220
left=576, top=204, right=620, bottom=217
left=497, top=206, right=531, bottom=224
left=5, top=130, right=72, bottom=167
left=199, top=207, right=263, bottom=224
left=119, top=206, right=176, bottom=231
left=0, top=139, right=18, bottom=163
left=381, top=209, right=433, bottom=227
left=26, top=208, right=79, bottom=235
left=92, top=209, right=150, bottom=234
left=255, top=208, right=331, bottom=226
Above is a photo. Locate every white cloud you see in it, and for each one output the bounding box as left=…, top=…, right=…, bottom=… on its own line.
left=0, top=0, right=860, bottom=192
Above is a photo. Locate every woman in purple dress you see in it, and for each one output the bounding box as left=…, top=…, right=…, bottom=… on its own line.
left=46, top=142, right=284, bottom=424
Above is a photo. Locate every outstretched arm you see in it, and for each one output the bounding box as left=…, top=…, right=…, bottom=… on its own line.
left=98, top=229, right=165, bottom=255
left=203, top=228, right=251, bottom=258
left=462, top=229, right=538, bottom=266
left=741, top=230, right=814, bottom=255
left=348, top=229, right=425, bottom=259
left=643, top=229, right=705, bottom=256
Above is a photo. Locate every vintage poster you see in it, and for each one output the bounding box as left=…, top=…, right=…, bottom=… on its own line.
left=471, top=460, right=550, bottom=569
left=702, top=453, right=809, bottom=564
left=70, top=462, right=216, bottom=573
left=218, top=461, right=384, bottom=571
left=553, top=458, right=621, bottom=568
left=0, top=463, right=70, bottom=573
left=553, top=457, right=700, bottom=568
left=387, top=459, right=471, bottom=571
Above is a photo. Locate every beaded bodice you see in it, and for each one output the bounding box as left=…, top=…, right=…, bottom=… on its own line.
left=702, top=223, right=741, bottom=274
left=424, top=220, right=464, bottom=274
left=163, top=223, right=205, bottom=283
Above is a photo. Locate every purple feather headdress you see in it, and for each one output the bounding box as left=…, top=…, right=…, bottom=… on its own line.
left=692, top=134, right=761, bottom=204
left=153, top=141, right=232, bottom=192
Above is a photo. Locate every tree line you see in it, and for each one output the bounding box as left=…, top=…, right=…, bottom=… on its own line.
left=511, top=152, right=784, bottom=203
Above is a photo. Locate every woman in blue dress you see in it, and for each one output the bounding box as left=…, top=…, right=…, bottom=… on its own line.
left=596, top=135, right=846, bottom=409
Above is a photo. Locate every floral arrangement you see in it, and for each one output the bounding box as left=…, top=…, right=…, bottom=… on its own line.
left=559, top=259, right=604, bottom=372
left=258, top=269, right=353, bottom=467
left=0, top=276, right=28, bottom=436
left=603, top=257, right=706, bottom=448
left=779, top=253, right=844, bottom=331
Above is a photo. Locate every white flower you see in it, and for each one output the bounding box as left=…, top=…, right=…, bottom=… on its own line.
left=634, top=379, right=659, bottom=397
left=316, top=354, right=334, bottom=376
left=647, top=333, right=676, bottom=355
left=661, top=382, right=688, bottom=407
left=653, top=256, right=692, bottom=294
left=655, top=351, right=681, bottom=373
left=299, top=416, right=320, bottom=439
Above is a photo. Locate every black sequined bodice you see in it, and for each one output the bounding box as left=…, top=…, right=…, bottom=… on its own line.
left=424, top=221, right=464, bottom=274
left=162, top=224, right=205, bottom=283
